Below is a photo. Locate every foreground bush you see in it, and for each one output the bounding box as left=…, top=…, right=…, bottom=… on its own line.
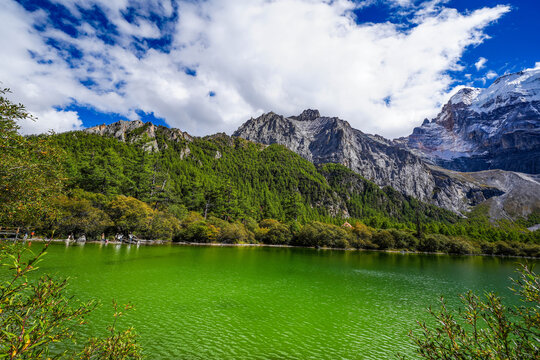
left=402, top=265, right=540, bottom=359
left=80, top=301, right=143, bottom=360
left=0, top=243, right=143, bottom=359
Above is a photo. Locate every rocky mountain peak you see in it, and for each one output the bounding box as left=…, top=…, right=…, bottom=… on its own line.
left=85, top=120, right=146, bottom=142
left=292, top=109, right=321, bottom=121
left=473, top=67, right=540, bottom=113
left=449, top=87, right=481, bottom=106
left=84, top=119, right=193, bottom=152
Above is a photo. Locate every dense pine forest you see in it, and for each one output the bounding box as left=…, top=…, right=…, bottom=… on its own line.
left=15, top=122, right=534, bottom=257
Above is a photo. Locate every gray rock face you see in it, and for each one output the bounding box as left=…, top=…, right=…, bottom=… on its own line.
left=402, top=68, right=540, bottom=173
left=432, top=168, right=540, bottom=220
left=233, top=110, right=500, bottom=213
left=85, top=120, right=146, bottom=142
left=84, top=120, right=193, bottom=152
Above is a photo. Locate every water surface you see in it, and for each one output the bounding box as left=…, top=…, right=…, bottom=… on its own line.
left=35, top=244, right=532, bottom=359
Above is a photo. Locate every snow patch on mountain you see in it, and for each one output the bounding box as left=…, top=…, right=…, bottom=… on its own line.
left=404, top=67, right=540, bottom=174
left=450, top=87, right=481, bottom=106
left=473, top=67, right=540, bottom=113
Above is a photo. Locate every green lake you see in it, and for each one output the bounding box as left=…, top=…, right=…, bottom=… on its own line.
left=34, top=243, right=533, bottom=359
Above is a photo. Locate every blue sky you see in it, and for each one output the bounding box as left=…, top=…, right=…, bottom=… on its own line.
left=1, top=0, right=538, bottom=138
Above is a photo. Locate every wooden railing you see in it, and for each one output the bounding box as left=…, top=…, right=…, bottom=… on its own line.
left=0, top=227, right=21, bottom=240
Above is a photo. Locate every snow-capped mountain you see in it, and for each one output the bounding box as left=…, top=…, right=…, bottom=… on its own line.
left=402, top=67, right=540, bottom=173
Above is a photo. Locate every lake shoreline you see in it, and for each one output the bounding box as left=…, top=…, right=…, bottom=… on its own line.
left=19, top=238, right=540, bottom=259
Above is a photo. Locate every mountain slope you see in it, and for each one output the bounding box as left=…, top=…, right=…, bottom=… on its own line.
left=402, top=68, right=540, bottom=173
left=430, top=168, right=540, bottom=221
left=48, top=120, right=459, bottom=226
left=233, top=110, right=501, bottom=213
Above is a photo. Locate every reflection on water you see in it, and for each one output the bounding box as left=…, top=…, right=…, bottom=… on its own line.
left=36, top=244, right=533, bottom=359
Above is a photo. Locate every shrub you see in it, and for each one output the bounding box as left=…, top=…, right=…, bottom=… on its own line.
left=0, top=243, right=143, bottom=359
left=494, top=241, right=518, bottom=256
left=519, top=243, right=540, bottom=257
left=256, top=219, right=292, bottom=245
left=293, top=221, right=351, bottom=248
left=175, top=221, right=218, bottom=243
left=334, top=237, right=350, bottom=249
left=218, top=222, right=254, bottom=244
left=352, top=222, right=373, bottom=241
left=146, top=210, right=181, bottom=240
left=404, top=265, right=540, bottom=359
left=480, top=241, right=496, bottom=255
left=107, top=196, right=154, bottom=235
left=418, top=234, right=445, bottom=252
left=80, top=301, right=143, bottom=359
left=443, top=237, right=475, bottom=255
left=372, top=230, right=395, bottom=250
left=53, top=196, right=113, bottom=239
left=389, top=229, right=418, bottom=250
left=241, top=217, right=259, bottom=233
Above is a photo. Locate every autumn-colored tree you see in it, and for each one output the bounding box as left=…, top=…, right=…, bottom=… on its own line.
left=107, top=196, right=154, bottom=236
left=0, top=88, right=64, bottom=226
left=53, top=195, right=113, bottom=239
left=147, top=210, right=181, bottom=240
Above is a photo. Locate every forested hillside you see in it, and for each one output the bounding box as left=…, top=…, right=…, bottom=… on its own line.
left=27, top=121, right=537, bottom=256
left=53, top=127, right=457, bottom=226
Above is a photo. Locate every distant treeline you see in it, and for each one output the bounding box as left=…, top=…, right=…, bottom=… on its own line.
left=35, top=189, right=539, bottom=257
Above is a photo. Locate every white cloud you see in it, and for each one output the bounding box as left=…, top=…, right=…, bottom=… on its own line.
left=18, top=110, right=83, bottom=134
left=0, top=1, right=86, bottom=133
left=0, top=0, right=510, bottom=138
left=485, top=70, right=498, bottom=79
left=388, top=0, right=415, bottom=6
left=475, top=57, right=487, bottom=70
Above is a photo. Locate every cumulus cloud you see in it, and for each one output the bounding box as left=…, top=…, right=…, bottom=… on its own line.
left=475, top=57, right=487, bottom=70
left=0, top=1, right=85, bottom=133
left=485, top=70, right=498, bottom=79
left=18, top=110, right=83, bottom=134
left=0, top=0, right=510, bottom=137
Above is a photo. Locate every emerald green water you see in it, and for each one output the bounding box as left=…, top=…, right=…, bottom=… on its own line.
left=35, top=243, right=532, bottom=359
